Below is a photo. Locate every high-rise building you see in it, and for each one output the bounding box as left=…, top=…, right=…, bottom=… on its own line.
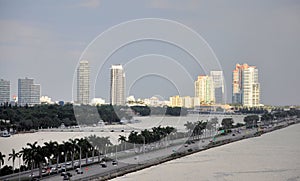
left=242, top=66, right=260, bottom=107
left=194, top=75, right=215, bottom=105
left=0, top=79, right=10, bottom=104
left=210, top=71, right=225, bottom=104
left=18, top=77, right=41, bottom=106
left=169, top=95, right=182, bottom=107
left=77, top=60, right=90, bottom=104
left=110, top=64, right=125, bottom=105
left=232, top=63, right=260, bottom=107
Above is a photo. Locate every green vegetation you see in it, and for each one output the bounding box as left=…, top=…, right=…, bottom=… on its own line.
left=0, top=104, right=187, bottom=132
left=127, top=126, right=176, bottom=144
left=0, top=135, right=112, bottom=177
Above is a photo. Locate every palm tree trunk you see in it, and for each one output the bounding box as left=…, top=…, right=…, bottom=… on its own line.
left=12, top=161, right=15, bottom=174
left=39, top=162, right=43, bottom=178
left=56, top=156, right=59, bottom=174
left=71, top=152, right=74, bottom=169
left=98, top=149, right=101, bottom=162
left=92, top=148, right=95, bottom=162
left=85, top=153, right=88, bottom=165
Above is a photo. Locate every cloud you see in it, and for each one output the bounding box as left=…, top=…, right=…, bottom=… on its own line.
left=0, top=20, right=54, bottom=48
left=149, top=0, right=200, bottom=11
left=77, top=0, right=101, bottom=8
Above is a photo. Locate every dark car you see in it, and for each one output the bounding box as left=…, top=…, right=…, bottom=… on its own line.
left=100, top=161, right=107, bottom=168
left=112, top=160, right=118, bottom=166
left=63, top=175, right=69, bottom=180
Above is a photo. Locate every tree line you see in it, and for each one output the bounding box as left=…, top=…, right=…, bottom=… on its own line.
left=0, top=104, right=187, bottom=132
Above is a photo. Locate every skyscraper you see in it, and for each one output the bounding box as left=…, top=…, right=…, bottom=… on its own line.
left=110, top=64, right=125, bottom=105
left=77, top=60, right=90, bottom=104
left=242, top=66, right=260, bottom=107
left=210, top=71, right=225, bottom=104
left=18, top=77, right=41, bottom=106
left=0, top=79, right=10, bottom=104
left=194, top=75, right=215, bottom=105
left=232, top=63, right=260, bottom=107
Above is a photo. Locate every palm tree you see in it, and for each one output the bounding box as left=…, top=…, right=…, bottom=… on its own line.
left=8, top=149, right=19, bottom=173
left=77, top=138, right=92, bottom=164
left=33, top=145, right=47, bottom=178
left=43, top=141, right=58, bottom=166
left=68, top=139, right=78, bottom=169
left=0, top=152, right=5, bottom=175
left=118, top=135, right=127, bottom=151
left=62, top=141, right=72, bottom=171
left=26, top=142, right=38, bottom=177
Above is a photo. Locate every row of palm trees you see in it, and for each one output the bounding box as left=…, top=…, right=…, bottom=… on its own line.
left=0, top=135, right=112, bottom=178
left=184, top=118, right=219, bottom=140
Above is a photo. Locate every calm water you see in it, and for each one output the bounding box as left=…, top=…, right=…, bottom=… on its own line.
left=112, top=123, right=300, bottom=181
left=0, top=114, right=247, bottom=167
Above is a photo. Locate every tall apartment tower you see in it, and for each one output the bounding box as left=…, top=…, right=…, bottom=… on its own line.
left=18, top=77, right=41, bottom=106
left=242, top=66, right=260, bottom=107
left=232, top=63, right=260, bottom=107
left=210, top=71, right=225, bottom=104
left=110, top=64, right=125, bottom=105
left=194, top=75, right=215, bottom=105
left=0, top=79, right=10, bottom=104
left=77, top=60, right=90, bottom=104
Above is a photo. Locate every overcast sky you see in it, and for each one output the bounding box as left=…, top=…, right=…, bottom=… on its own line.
left=0, top=0, right=299, bottom=106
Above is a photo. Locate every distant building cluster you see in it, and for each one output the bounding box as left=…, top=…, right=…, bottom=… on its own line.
left=0, top=62, right=261, bottom=108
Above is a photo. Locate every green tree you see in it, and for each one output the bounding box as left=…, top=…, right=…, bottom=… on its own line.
left=0, top=152, right=5, bottom=175
left=244, top=115, right=259, bottom=128
left=8, top=149, right=19, bottom=174
left=221, top=118, right=234, bottom=131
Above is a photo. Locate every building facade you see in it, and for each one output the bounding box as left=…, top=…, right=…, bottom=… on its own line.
left=18, top=78, right=41, bottom=106
left=0, top=79, right=10, bottom=104
left=194, top=75, right=215, bottom=105
left=210, top=71, right=225, bottom=104
left=110, top=64, right=125, bottom=105
left=77, top=60, right=90, bottom=104
left=232, top=63, right=260, bottom=107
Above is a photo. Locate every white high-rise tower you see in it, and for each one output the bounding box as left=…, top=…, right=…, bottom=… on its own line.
left=18, top=77, right=41, bottom=106
left=77, top=60, right=90, bottom=104
left=110, top=64, right=125, bottom=105
left=210, top=71, right=225, bottom=104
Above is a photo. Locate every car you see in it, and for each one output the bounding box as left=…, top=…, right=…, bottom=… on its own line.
left=121, top=129, right=124, bottom=132
left=111, top=130, right=114, bottom=132
left=112, top=160, right=118, bottom=166
left=232, top=134, right=236, bottom=136
left=76, top=168, right=83, bottom=174
left=61, top=171, right=67, bottom=176
left=184, top=144, right=188, bottom=147
left=100, top=161, right=107, bottom=168
left=63, top=175, right=69, bottom=180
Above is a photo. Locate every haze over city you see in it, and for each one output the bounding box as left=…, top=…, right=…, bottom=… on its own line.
left=1, top=0, right=300, bottom=106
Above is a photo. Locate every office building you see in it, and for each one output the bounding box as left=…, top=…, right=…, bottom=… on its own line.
left=0, top=79, right=10, bottom=104
left=110, top=64, right=125, bottom=105
left=18, top=77, right=41, bottom=106
left=77, top=60, right=90, bottom=104
left=210, top=71, right=225, bottom=104
left=194, top=75, right=215, bottom=105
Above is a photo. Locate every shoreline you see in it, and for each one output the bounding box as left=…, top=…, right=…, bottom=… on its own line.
left=87, top=119, right=299, bottom=181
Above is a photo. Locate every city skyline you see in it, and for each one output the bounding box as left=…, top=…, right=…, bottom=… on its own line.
left=0, top=1, right=299, bottom=106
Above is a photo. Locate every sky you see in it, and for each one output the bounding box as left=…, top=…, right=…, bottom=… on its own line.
left=0, top=0, right=299, bottom=106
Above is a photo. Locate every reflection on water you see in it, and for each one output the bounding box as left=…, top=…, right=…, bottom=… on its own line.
left=112, top=124, right=300, bottom=181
